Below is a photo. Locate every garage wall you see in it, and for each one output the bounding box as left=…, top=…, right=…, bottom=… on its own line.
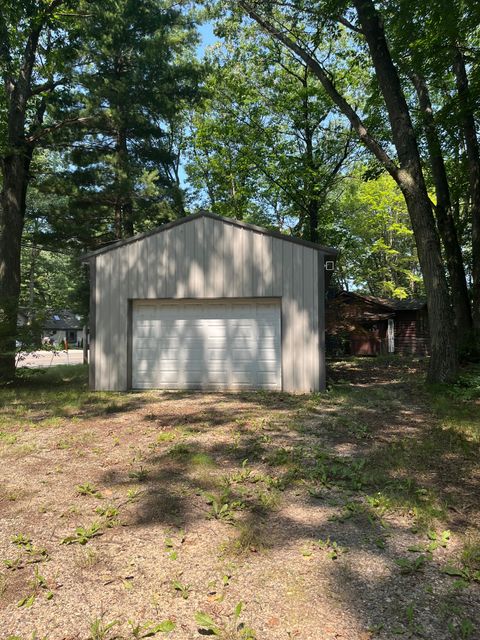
left=92, top=215, right=326, bottom=392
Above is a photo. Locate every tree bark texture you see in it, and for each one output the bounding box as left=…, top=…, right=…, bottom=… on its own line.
left=0, top=152, right=31, bottom=381
left=0, top=13, right=43, bottom=381
left=453, top=47, right=480, bottom=335
left=411, top=72, right=473, bottom=338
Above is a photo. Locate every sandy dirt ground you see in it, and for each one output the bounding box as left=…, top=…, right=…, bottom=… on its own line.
left=0, top=359, right=478, bottom=640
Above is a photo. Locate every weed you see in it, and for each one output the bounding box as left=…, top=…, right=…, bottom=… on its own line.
left=128, top=467, right=149, bottom=482
left=17, top=566, right=54, bottom=607
left=329, top=501, right=365, bottom=523
left=154, top=430, right=178, bottom=444
left=127, top=488, right=143, bottom=503
left=317, top=537, right=348, bottom=560
left=256, top=489, right=280, bottom=512
left=266, top=447, right=297, bottom=466
left=11, top=533, right=32, bottom=547
left=10, top=534, right=48, bottom=564
left=163, top=530, right=185, bottom=560
left=61, top=522, right=103, bottom=545
left=395, top=554, right=428, bottom=574
left=76, top=483, right=102, bottom=498
left=128, top=620, right=176, bottom=637
left=195, top=602, right=256, bottom=639
left=441, top=565, right=480, bottom=583
left=95, top=505, right=120, bottom=527
left=172, top=579, right=191, bottom=599
left=168, top=443, right=192, bottom=459
left=404, top=603, right=424, bottom=635
left=3, top=557, right=23, bottom=571
left=448, top=615, right=477, bottom=640
left=88, top=617, right=119, bottom=640
left=408, top=529, right=451, bottom=553
left=460, top=533, right=480, bottom=572
left=230, top=459, right=253, bottom=483
left=204, top=490, right=244, bottom=524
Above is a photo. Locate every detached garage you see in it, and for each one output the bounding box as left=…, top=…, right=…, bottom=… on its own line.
left=82, top=212, right=336, bottom=393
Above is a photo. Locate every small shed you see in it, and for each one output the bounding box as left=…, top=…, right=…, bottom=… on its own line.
left=326, top=291, right=429, bottom=357
left=82, top=212, right=337, bottom=392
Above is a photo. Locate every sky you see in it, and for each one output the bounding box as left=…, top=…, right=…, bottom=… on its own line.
left=197, top=21, right=218, bottom=57
left=178, top=21, right=219, bottom=189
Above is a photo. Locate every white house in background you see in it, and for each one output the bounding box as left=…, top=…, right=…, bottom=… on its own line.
left=42, top=310, right=83, bottom=346
left=82, top=211, right=337, bottom=393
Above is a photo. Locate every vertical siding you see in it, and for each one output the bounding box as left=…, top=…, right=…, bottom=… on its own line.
left=146, top=235, right=156, bottom=298
left=292, top=245, right=304, bottom=391
left=117, top=249, right=128, bottom=390
left=318, top=253, right=326, bottom=390
left=212, top=217, right=224, bottom=297
left=281, top=241, right=294, bottom=392
left=242, top=227, right=253, bottom=296
left=174, top=225, right=186, bottom=297
left=95, top=253, right=106, bottom=389
left=204, top=216, right=216, bottom=297
left=89, top=260, right=96, bottom=389
left=272, top=238, right=283, bottom=296
left=302, top=248, right=316, bottom=393
left=93, top=216, right=326, bottom=392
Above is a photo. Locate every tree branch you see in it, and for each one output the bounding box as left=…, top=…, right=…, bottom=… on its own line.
left=238, top=1, right=400, bottom=181
left=29, top=77, right=67, bottom=96
left=336, top=15, right=363, bottom=34
left=26, top=116, right=94, bottom=143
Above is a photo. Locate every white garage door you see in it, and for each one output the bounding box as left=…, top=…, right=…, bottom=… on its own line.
left=132, top=299, right=281, bottom=390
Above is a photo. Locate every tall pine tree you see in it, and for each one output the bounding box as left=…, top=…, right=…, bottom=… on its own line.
left=49, top=0, right=201, bottom=247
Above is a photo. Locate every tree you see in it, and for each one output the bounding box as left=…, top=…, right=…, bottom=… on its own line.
left=0, top=0, right=82, bottom=381
left=187, top=22, right=354, bottom=241
left=331, top=172, right=422, bottom=298
left=48, top=0, right=201, bottom=246
left=232, top=0, right=458, bottom=381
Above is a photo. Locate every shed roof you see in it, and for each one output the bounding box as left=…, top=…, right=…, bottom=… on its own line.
left=43, top=310, right=83, bottom=330
left=81, top=211, right=338, bottom=261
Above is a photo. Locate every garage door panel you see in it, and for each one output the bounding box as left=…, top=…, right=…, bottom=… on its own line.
left=132, top=300, right=281, bottom=390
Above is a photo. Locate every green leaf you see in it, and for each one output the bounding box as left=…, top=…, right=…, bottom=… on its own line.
left=234, top=601, right=243, bottom=618
left=151, top=620, right=176, bottom=633
left=195, top=611, right=221, bottom=634
left=441, top=565, right=465, bottom=577
left=17, top=593, right=35, bottom=608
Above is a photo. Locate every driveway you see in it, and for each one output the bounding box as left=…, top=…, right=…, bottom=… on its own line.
left=17, top=349, right=86, bottom=368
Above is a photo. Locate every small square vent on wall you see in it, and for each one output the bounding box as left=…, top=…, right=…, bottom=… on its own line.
left=324, top=260, right=335, bottom=271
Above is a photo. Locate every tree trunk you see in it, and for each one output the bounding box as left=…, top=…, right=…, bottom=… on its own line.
left=114, top=125, right=134, bottom=238
left=453, top=47, right=480, bottom=335
left=411, top=72, right=472, bottom=338
left=353, top=0, right=457, bottom=381
left=0, top=151, right=31, bottom=381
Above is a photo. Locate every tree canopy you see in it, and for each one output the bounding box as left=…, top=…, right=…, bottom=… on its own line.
left=1, top=0, right=480, bottom=381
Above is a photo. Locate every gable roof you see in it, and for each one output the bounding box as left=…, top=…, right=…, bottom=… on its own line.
left=81, top=211, right=338, bottom=261
left=333, top=290, right=427, bottom=312
left=43, top=310, right=83, bottom=330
